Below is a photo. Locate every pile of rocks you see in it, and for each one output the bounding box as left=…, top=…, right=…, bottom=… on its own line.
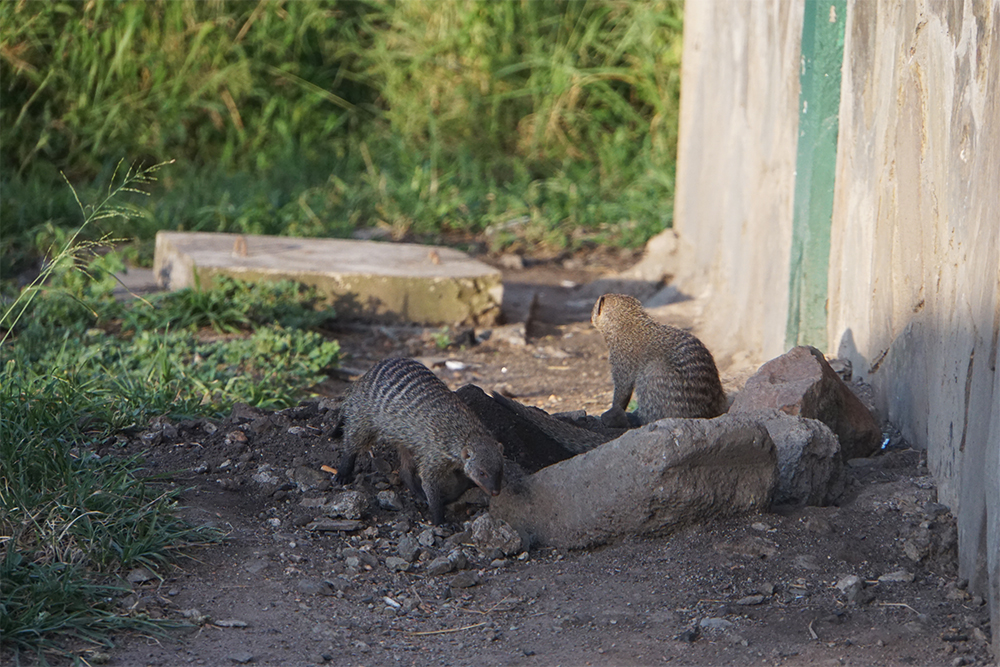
left=479, top=345, right=883, bottom=549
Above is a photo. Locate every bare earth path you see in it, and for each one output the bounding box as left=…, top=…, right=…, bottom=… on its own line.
left=80, top=254, right=995, bottom=666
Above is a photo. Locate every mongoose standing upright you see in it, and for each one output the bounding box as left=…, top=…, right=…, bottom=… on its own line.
left=334, top=357, right=504, bottom=524
left=591, top=293, right=727, bottom=425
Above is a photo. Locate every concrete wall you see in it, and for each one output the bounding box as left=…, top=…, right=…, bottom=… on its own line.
left=673, top=0, right=1000, bottom=649
left=672, top=0, right=804, bottom=365
left=828, top=0, right=1000, bottom=623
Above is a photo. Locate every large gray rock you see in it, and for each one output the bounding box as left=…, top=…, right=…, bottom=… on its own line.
left=758, top=411, right=844, bottom=507
left=730, top=346, right=880, bottom=459
left=489, top=414, right=778, bottom=549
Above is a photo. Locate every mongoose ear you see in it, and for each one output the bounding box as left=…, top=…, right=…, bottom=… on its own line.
left=595, top=295, right=605, bottom=316
left=461, top=446, right=472, bottom=460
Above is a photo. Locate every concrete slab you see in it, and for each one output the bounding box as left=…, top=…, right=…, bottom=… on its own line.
left=153, top=231, right=503, bottom=326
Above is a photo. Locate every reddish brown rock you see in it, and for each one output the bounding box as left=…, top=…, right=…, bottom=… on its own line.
left=730, top=346, right=880, bottom=459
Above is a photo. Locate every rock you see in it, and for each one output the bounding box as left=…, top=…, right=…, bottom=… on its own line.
left=325, top=577, right=351, bottom=593
left=447, top=549, right=468, bottom=570
left=251, top=464, right=281, bottom=486
left=736, top=595, right=765, bottom=606
left=714, top=536, right=778, bottom=559
left=489, top=414, right=778, bottom=549
left=288, top=465, right=330, bottom=492
left=755, top=412, right=844, bottom=506
left=616, top=228, right=681, bottom=284
left=296, top=578, right=333, bottom=596
left=498, top=253, right=524, bottom=270
left=323, top=491, right=372, bottom=520
left=418, top=529, right=436, bottom=547
left=127, top=567, right=156, bottom=584
left=793, top=554, right=822, bottom=571
left=342, top=548, right=378, bottom=570
left=397, top=536, right=420, bottom=562
left=227, top=651, right=254, bottom=664
left=923, top=502, right=950, bottom=517
left=490, top=323, right=527, bottom=346
left=243, top=559, right=269, bottom=574
left=802, top=514, right=835, bottom=534
left=700, top=617, right=734, bottom=631
left=878, top=569, right=915, bottom=583
left=944, top=581, right=970, bottom=601
left=426, top=556, right=454, bottom=576
left=305, top=519, right=364, bottom=532
left=903, top=528, right=932, bottom=563
left=180, top=608, right=209, bottom=625
left=214, top=619, right=248, bottom=628
left=836, top=575, right=863, bottom=602
left=385, top=557, right=410, bottom=572
left=455, top=384, right=584, bottom=473
left=470, top=514, right=523, bottom=557
left=450, top=571, right=480, bottom=588
left=730, top=346, right=880, bottom=459
left=377, top=490, right=403, bottom=512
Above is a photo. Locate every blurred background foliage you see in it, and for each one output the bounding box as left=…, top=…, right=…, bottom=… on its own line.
left=0, top=0, right=683, bottom=277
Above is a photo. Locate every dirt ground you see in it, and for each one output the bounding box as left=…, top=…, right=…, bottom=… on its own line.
left=57, top=251, right=997, bottom=666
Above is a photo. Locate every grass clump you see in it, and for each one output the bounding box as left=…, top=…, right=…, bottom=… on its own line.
left=2, top=0, right=684, bottom=275
left=0, top=162, right=341, bottom=661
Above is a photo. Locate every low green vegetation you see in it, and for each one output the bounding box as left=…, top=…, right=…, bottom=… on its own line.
left=0, top=2, right=685, bottom=657
left=1, top=0, right=684, bottom=277
left=1, top=163, right=340, bottom=661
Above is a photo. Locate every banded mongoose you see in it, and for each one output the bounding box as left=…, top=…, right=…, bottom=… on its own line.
left=334, top=357, right=504, bottom=524
left=591, top=293, right=727, bottom=425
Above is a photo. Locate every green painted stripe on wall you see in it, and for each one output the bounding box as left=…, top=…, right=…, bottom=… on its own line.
left=785, top=0, right=847, bottom=350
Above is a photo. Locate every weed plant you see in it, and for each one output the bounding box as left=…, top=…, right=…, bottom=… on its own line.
left=2, top=0, right=684, bottom=276
left=0, top=162, right=340, bottom=661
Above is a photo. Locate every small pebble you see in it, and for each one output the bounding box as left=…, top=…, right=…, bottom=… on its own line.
left=450, top=571, right=480, bottom=588
left=736, top=595, right=765, bottom=606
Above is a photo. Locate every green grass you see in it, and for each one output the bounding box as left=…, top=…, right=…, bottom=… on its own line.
left=1, top=0, right=684, bottom=277
left=0, top=162, right=341, bottom=662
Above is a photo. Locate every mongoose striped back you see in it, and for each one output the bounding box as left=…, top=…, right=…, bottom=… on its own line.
left=334, top=358, right=504, bottom=524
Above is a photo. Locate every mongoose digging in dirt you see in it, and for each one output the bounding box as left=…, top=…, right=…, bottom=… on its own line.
left=334, top=357, right=504, bottom=524
left=591, top=293, right=727, bottom=426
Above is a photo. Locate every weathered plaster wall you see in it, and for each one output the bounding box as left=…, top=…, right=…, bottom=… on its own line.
left=673, top=0, right=1000, bottom=648
left=672, top=0, right=804, bottom=364
left=828, top=0, right=1000, bottom=636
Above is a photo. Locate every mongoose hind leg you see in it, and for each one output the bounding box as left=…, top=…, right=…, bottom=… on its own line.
left=397, top=447, right=427, bottom=501
left=334, top=417, right=376, bottom=485
left=422, top=480, right=446, bottom=525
